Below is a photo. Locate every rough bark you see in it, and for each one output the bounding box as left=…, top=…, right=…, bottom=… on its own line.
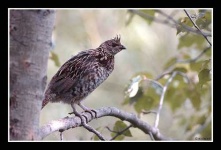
left=38, top=107, right=169, bottom=140
left=10, top=10, right=56, bottom=140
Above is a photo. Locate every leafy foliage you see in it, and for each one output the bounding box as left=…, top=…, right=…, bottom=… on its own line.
left=198, top=69, right=211, bottom=87
left=111, top=121, right=132, bottom=140
left=178, top=33, right=206, bottom=49
left=123, top=9, right=212, bottom=140
left=50, top=51, right=60, bottom=67
left=140, top=10, right=156, bottom=25
left=43, top=9, right=211, bottom=141
left=124, top=75, right=163, bottom=114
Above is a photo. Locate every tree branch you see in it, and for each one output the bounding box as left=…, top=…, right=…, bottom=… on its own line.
left=142, top=110, right=157, bottom=115
left=107, top=125, right=133, bottom=141
left=38, top=107, right=170, bottom=141
left=128, top=9, right=211, bottom=37
left=183, top=9, right=212, bottom=46
left=177, top=47, right=211, bottom=64
left=82, top=122, right=105, bottom=140
left=186, top=115, right=211, bottom=140
left=154, top=72, right=177, bottom=128
left=155, top=46, right=211, bottom=81
left=59, top=131, right=63, bottom=141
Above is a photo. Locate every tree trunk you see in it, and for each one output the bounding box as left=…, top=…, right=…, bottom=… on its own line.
left=10, top=10, right=56, bottom=140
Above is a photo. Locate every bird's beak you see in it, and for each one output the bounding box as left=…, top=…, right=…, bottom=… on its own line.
left=120, top=45, right=126, bottom=50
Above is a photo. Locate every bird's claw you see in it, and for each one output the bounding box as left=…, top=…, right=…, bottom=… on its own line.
left=68, top=111, right=88, bottom=124
left=84, top=109, right=97, bottom=118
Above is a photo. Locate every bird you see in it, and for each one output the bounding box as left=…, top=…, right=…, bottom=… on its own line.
left=41, top=35, right=126, bottom=122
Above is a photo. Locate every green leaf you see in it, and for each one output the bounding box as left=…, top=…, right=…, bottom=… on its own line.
left=186, top=116, right=197, bottom=131
left=201, top=59, right=211, bottom=70
left=183, top=53, right=191, bottom=60
left=125, top=75, right=143, bottom=98
left=122, top=97, right=130, bottom=105
left=164, top=57, right=177, bottom=69
left=173, top=67, right=187, bottom=73
left=92, top=127, right=101, bottom=141
left=176, top=25, right=185, bottom=35
left=124, top=74, right=157, bottom=106
left=140, top=10, right=156, bottom=24
left=93, top=135, right=100, bottom=141
left=198, top=69, right=211, bottom=86
left=133, top=79, right=162, bottom=113
left=183, top=83, right=202, bottom=110
left=178, top=33, right=205, bottom=49
left=50, top=51, right=60, bottom=67
left=181, top=17, right=194, bottom=27
left=123, top=129, right=132, bottom=137
left=110, top=133, right=124, bottom=140
left=176, top=17, right=193, bottom=35
left=205, top=47, right=211, bottom=57
left=196, top=115, right=207, bottom=125
left=189, top=90, right=201, bottom=110
left=196, top=10, right=211, bottom=30
left=111, top=121, right=132, bottom=140
left=165, top=87, right=186, bottom=112
left=190, top=59, right=211, bottom=72
left=158, top=77, right=167, bottom=85
left=190, top=61, right=204, bottom=72
left=124, top=75, right=144, bottom=105
left=200, top=123, right=211, bottom=138
left=134, top=96, right=154, bottom=113
left=178, top=117, right=187, bottom=126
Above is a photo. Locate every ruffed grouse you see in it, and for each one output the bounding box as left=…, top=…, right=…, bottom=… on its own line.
left=42, top=35, right=126, bottom=120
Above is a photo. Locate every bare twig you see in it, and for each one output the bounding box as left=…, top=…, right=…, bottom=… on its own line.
left=184, top=9, right=212, bottom=46
left=149, top=132, right=155, bottom=141
left=154, top=72, right=177, bottom=128
left=187, top=116, right=211, bottom=140
left=129, top=9, right=211, bottom=37
left=108, top=125, right=133, bottom=141
left=82, top=123, right=105, bottom=141
left=38, top=107, right=170, bottom=140
left=143, top=77, right=164, bottom=87
left=177, top=47, right=211, bottom=63
left=155, top=70, right=190, bottom=84
left=156, top=46, right=211, bottom=81
left=157, top=10, right=211, bottom=37
left=59, top=131, right=63, bottom=141
left=106, top=126, right=118, bottom=133
left=142, top=110, right=157, bottom=115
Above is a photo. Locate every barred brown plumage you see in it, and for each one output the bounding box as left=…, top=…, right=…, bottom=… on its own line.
left=42, top=35, right=126, bottom=121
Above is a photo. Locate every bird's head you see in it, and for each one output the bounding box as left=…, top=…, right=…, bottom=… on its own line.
left=99, top=35, right=126, bottom=56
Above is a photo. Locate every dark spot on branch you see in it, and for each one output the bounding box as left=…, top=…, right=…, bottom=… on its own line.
left=11, top=118, right=19, bottom=124
left=37, top=10, right=54, bottom=17
left=59, top=129, right=64, bottom=132
left=10, top=94, right=18, bottom=108
left=42, top=76, right=47, bottom=90
left=23, top=60, right=34, bottom=68
left=10, top=25, right=17, bottom=32
left=10, top=118, right=20, bottom=137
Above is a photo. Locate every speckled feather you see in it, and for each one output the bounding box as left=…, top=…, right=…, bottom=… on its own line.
left=42, top=36, right=125, bottom=109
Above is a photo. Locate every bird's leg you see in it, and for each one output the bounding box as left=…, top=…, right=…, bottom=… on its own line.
left=78, top=102, right=97, bottom=118
left=69, top=102, right=88, bottom=124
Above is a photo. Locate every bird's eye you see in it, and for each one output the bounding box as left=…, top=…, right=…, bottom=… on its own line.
left=112, top=42, right=118, bottom=47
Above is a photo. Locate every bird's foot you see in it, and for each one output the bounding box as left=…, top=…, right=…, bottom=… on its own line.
left=78, top=103, right=98, bottom=118
left=84, top=109, right=97, bottom=119
left=68, top=111, right=88, bottom=124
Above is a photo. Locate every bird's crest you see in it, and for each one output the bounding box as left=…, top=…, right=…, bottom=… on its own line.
left=114, top=35, right=121, bottom=43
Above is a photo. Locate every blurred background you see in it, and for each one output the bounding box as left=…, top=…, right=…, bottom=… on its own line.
left=40, top=9, right=211, bottom=141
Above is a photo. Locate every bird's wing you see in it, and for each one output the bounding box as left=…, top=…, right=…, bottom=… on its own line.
left=46, top=49, right=99, bottom=95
